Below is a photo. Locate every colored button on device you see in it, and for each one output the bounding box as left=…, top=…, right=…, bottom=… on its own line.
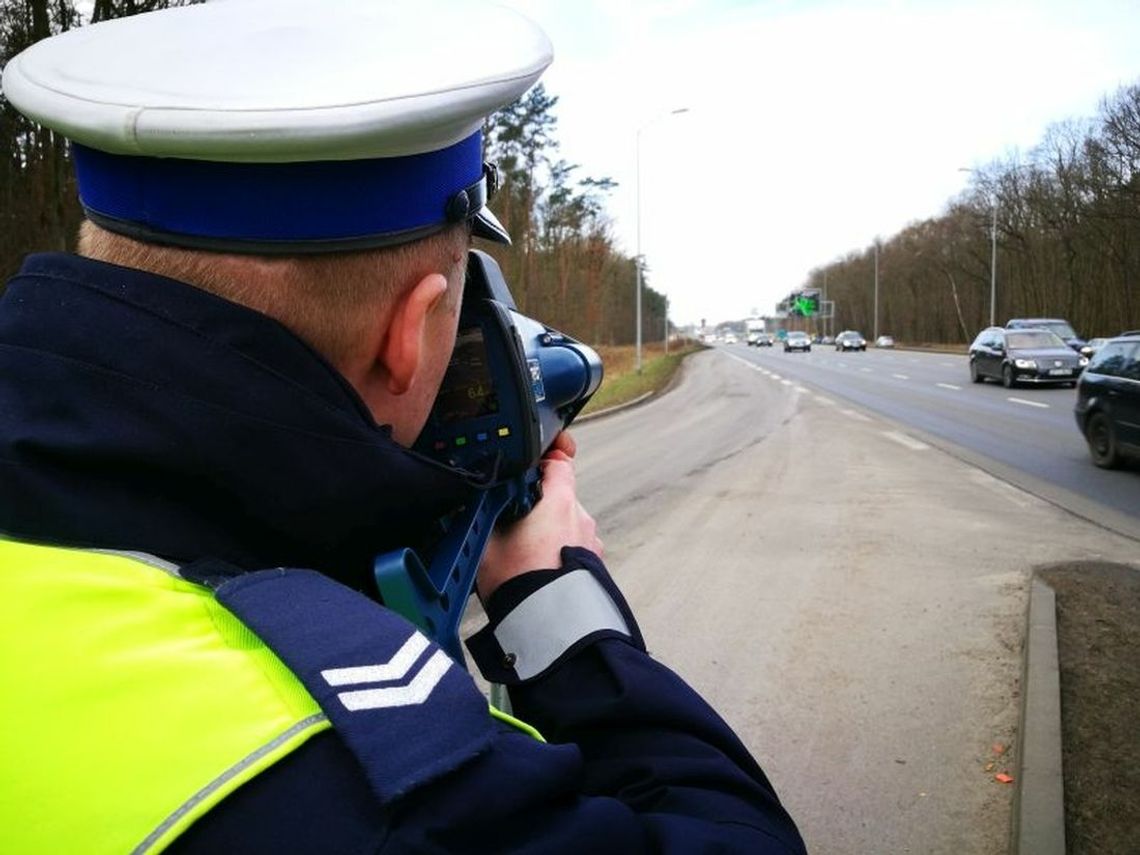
left=497, top=426, right=511, bottom=437
left=476, top=432, right=488, bottom=442
left=454, top=436, right=467, bottom=447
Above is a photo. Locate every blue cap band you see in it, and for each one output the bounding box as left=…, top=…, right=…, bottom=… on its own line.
left=72, top=132, right=484, bottom=252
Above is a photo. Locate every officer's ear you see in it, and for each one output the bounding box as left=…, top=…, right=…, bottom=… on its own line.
left=381, top=272, right=450, bottom=396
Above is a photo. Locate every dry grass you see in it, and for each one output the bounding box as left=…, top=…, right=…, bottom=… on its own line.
left=593, top=341, right=671, bottom=375
left=581, top=340, right=703, bottom=415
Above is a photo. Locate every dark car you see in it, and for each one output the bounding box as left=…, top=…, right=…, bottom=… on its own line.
left=835, top=330, right=866, bottom=352
left=968, top=326, right=1087, bottom=387
left=1074, top=333, right=1140, bottom=468
left=1006, top=317, right=1092, bottom=357
left=751, top=333, right=773, bottom=347
left=784, top=331, right=811, bottom=352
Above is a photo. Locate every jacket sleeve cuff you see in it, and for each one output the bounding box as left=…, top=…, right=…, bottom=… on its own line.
left=466, top=547, right=645, bottom=684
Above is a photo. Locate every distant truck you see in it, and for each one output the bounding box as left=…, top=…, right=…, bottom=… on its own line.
left=745, top=317, right=766, bottom=346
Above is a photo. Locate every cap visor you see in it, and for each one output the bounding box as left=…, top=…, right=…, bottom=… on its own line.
left=472, top=207, right=511, bottom=245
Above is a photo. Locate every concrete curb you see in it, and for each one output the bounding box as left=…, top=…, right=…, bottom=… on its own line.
left=1012, top=577, right=1066, bottom=854
left=576, top=391, right=655, bottom=422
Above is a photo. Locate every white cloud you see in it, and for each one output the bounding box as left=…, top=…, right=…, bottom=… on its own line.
left=499, top=0, right=1140, bottom=326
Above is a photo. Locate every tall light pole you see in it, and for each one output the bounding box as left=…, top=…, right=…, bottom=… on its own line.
left=959, top=167, right=998, bottom=327
left=822, top=268, right=828, bottom=338
left=873, top=240, right=880, bottom=340
left=636, top=107, right=689, bottom=373
left=987, top=201, right=997, bottom=327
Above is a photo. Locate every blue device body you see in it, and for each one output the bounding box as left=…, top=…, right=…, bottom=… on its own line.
left=375, top=251, right=602, bottom=666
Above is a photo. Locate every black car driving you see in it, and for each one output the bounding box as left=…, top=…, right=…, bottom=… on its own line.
left=968, top=326, right=1088, bottom=387
left=835, top=330, right=866, bottom=352
left=1074, top=332, right=1140, bottom=468
left=1006, top=317, right=1092, bottom=357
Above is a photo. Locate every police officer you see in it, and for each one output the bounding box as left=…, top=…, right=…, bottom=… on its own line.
left=0, top=1, right=805, bottom=852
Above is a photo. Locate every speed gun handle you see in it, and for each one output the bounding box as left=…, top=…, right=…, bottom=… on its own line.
left=374, top=473, right=540, bottom=667
left=499, top=467, right=541, bottom=523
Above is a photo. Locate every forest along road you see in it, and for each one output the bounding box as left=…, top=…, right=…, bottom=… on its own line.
left=568, top=348, right=1140, bottom=855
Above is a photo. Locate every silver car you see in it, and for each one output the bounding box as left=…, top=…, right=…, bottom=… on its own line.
left=784, top=332, right=811, bottom=352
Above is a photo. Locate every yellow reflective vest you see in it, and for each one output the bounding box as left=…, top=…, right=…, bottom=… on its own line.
left=0, top=537, right=330, bottom=854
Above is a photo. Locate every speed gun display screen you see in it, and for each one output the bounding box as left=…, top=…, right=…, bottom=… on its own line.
left=434, top=327, right=500, bottom=424
left=414, top=250, right=602, bottom=482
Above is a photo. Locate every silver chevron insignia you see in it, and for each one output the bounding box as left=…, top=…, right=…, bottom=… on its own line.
left=319, top=633, right=452, bottom=711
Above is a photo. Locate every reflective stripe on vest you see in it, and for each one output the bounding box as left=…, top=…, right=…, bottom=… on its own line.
left=0, top=538, right=330, bottom=854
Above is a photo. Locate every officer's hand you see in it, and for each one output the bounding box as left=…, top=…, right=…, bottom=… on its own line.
left=477, top=432, right=602, bottom=600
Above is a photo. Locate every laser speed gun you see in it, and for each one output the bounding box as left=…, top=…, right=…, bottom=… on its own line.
left=373, top=250, right=603, bottom=665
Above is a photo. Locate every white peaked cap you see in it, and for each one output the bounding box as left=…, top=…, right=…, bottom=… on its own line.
left=1, top=0, right=554, bottom=251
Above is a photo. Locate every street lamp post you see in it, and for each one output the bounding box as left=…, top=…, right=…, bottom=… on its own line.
left=636, top=107, right=689, bottom=373
left=959, top=167, right=998, bottom=327
left=873, top=240, right=880, bottom=341
left=988, top=201, right=997, bottom=327
left=822, top=268, right=828, bottom=338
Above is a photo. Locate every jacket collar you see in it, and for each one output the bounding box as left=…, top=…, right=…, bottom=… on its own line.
left=0, top=253, right=476, bottom=586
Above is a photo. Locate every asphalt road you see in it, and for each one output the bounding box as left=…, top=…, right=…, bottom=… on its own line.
left=719, top=342, right=1140, bottom=540
left=562, top=350, right=1140, bottom=854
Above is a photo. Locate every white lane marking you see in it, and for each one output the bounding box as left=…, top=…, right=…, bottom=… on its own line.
left=771, top=373, right=782, bottom=380
left=718, top=350, right=758, bottom=372
left=795, top=385, right=810, bottom=393
left=781, top=379, right=793, bottom=386
left=841, top=408, right=872, bottom=422
left=1008, top=397, right=1050, bottom=409
left=860, top=368, right=873, bottom=373
left=940, top=362, right=955, bottom=368
left=883, top=430, right=930, bottom=451
left=815, top=395, right=836, bottom=406
left=936, top=383, right=962, bottom=391
left=892, top=373, right=910, bottom=380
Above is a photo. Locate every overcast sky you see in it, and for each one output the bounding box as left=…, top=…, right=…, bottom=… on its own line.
left=500, top=0, right=1140, bottom=327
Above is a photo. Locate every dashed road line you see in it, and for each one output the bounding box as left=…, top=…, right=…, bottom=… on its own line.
left=814, top=395, right=836, bottom=406
left=936, top=382, right=962, bottom=391
left=883, top=430, right=930, bottom=451
left=771, top=373, right=782, bottom=380
left=1008, top=397, right=1050, bottom=409
left=860, top=368, right=873, bottom=373
left=781, top=379, right=793, bottom=386
left=795, top=385, right=810, bottom=393
left=892, top=373, right=910, bottom=380
left=841, top=408, right=872, bottom=422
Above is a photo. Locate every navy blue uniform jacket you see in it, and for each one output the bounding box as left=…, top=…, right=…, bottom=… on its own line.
left=0, top=253, right=805, bottom=853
